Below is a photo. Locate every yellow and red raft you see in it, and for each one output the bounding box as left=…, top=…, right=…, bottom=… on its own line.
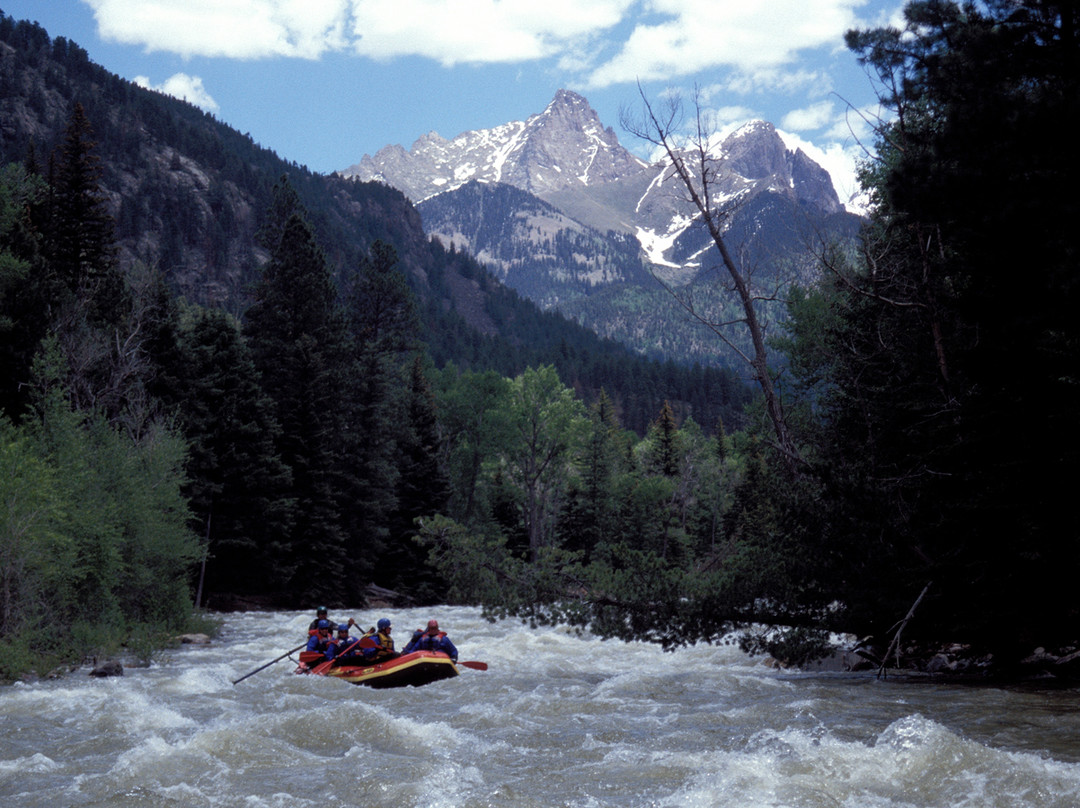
left=294, top=649, right=459, bottom=689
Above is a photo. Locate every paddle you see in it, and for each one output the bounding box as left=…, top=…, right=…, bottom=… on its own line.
left=309, top=635, right=378, bottom=675
left=458, top=660, right=488, bottom=671
left=232, top=642, right=308, bottom=685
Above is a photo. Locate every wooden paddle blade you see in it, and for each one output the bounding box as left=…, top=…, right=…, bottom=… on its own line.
left=459, top=660, right=488, bottom=670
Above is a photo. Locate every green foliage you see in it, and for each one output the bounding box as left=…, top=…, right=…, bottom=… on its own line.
left=414, top=515, right=524, bottom=606
left=0, top=104, right=219, bottom=679
left=773, top=0, right=1080, bottom=652
left=0, top=354, right=202, bottom=681
left=431, top=365, right=514, bottom=527
left=164, top=304, right=293, bottom=599
left=420, top=385, right=786, bottom=651
left=0, top=414, right=62, bottom=642
left=245, top=208, right=354, bottom=600
left=0, top=163, right=47, bottom=419
left=26, top=351, right=200, bottom=624
left=499, top=365, right=589, bottom=558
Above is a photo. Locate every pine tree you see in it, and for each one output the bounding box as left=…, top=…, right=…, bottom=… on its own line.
left=44, top=103, right=125, bottom=327
left=649, top=400, right=680, bottom=478
left=168, top=306, right=294, bottom=601
left=244, top=211, right=351, bottom=602
left=559, top=388, right=624, bottom=559
left=338, top=241, right=420, bottom=582
left=0, top=163, right=48, bottom=419
left=781, top=1, right=1080, bottom=650
left=383, top=355, right=452, bottom=599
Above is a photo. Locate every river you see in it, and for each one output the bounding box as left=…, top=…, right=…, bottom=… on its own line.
left=3, top=606, right=1080, bottom=807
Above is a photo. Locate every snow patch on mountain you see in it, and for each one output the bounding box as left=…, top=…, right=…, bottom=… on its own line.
left=344, top=90, right=851, bottom=272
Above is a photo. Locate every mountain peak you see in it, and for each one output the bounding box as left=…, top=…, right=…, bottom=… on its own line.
left=548, top=87, right=588, bottom=108
left=341, top=90, right=645, bottom=201
left=542, top=89, right=599, bottom=124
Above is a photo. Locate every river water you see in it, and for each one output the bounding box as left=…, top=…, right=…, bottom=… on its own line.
left=3, top=606, right=1080, bottom=807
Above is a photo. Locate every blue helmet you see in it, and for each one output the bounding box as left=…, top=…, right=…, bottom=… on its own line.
left=336, top=624, right=350, bottom=634
left=316, top=619, right=330, bottom=630
left=377, top=618, right=391, bottom=631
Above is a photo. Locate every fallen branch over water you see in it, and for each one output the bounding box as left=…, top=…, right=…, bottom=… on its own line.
left=878, top=581, right=932, bottom=680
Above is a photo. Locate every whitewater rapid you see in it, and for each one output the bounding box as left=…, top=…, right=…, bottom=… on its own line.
left=2, top=606, right=1079, bottom=807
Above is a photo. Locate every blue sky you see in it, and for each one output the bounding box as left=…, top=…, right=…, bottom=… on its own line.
left=2, top=1, right=904, bottom=210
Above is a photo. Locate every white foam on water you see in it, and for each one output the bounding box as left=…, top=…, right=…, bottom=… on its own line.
left=0, top=752, right=58, bottom=776
left=649, top=713, right=1080, bottom=808
left=157, top=664, right=236, bottom=696
left=6, top=608, right=1080, bottom=808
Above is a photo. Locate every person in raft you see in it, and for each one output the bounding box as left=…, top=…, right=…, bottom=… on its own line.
left=360, top=618, right=399, bottom=662
left=308, top=606, right=353, bottom=635
left=306, top=619, right=333, bottom=656
left=329, top=623, right=363, bottom=664
left=403, top=619, right=458, bottom=663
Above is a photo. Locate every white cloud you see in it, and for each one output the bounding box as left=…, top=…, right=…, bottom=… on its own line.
left=82, top=0, right=869, bottom=81
left=782, top=100, right=836, bottom=132
left=715, top=67, right=831, bottom=99
left=134, top=72, right=220, bottom=112
left=348, top=0, right=633, bottom=65
left=84, top=0, right=631, bottom=63
left=86, top=0, right=352, bottom=59
left=586, top=0, right=867, bottom=88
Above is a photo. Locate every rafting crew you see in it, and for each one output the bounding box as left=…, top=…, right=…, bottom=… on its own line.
left=329, top=623, right=363, bottom=664
left=403, top=619, right=458, bottom=663
left=308, top=606, right=353, bottom=635
left=359, top=617, right=399, bottom=662
left=306, top=619, right=334, bottom=656
left=301, top=612, right=460, bottom=667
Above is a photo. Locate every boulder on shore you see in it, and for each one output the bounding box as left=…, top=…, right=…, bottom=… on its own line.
left=176, top=633, right=211, bottom=645
left=89, top=660, right=123, bottom=677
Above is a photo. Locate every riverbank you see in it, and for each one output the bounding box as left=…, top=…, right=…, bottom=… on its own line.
left=1, top=612, right=221, bottom=685
left=784, top=639, right=1080, bottom=683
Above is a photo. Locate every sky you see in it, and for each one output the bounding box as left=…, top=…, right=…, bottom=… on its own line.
left=2, top=1, right=904, bottom=211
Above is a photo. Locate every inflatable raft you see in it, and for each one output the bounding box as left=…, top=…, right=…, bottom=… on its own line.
left=295, top=650, right=459, bottom=689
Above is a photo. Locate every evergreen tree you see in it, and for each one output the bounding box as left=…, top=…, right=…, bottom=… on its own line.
left=44, top=103, right=125, bottom=327
left=781, top=1, right=1080, bottom=651
left=0, top=162, right=47, bottom=419
left=340, top=240, right=419, bottom=584
left=383, top=355, right=452, bottom=599
left=648, top=400, right=680, bottom=478
left=256, top=174, right=305, bottom=252
left=168, top=306, right=294, bottom=601
left=244, top=211, right=351, bottom=602
left=559, top=389, right=624, bottom=560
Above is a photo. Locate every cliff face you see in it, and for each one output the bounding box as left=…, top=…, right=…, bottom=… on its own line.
left=344, top=92, right=849, bottom=282
left=343, top=89, right=648, bottom=202
left=341, top=90, right=863, bottom=369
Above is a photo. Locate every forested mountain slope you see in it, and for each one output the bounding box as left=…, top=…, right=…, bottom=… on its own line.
left=0, top=13, right=750, bottom=434
left=349, top=90, right=865, bottom=370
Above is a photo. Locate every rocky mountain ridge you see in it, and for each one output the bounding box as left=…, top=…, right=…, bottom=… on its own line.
left=0, top=11, right=754, bottom=432
left=342, top=90, right=845, bottom=271
left=344, top=90, right=863, bottom=368
left=343, top=89, right=647, bottom=202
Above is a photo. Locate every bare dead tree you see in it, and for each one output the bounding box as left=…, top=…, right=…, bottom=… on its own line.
left=621, top=85, right=800, bottom=468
